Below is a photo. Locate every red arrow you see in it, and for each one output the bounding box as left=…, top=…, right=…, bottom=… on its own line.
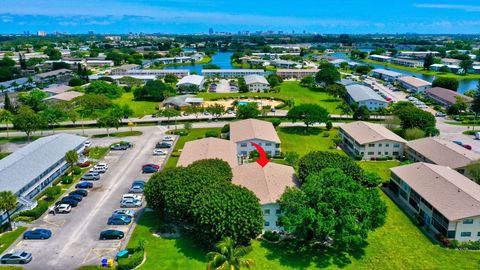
left=250, top=142, right=270, bottom=167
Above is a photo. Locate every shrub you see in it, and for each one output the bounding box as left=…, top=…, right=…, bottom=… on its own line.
left=18, top=201, right=49, bottom=219
left=263, top=230, right=281, bottom=242
left=326, top=121, right=333, bottom=130
left=117, top=250, right=144, bottom=270
left=270, top=118, right=282, bottom=128
left=436, top=233, right=451, bottom=247
left=322, top=132, right=330, bottom=138
left=457, top=241, right=480, bottom=250
left=221, top=124, right=230, bottom=133
left=44, top=186, right=61, bottom=200
left=82, top=148, right=90, bottom=156
left=72, top=166, right=82, bottom=175
left=158, top=223, right=176, bottom=234
left=205, top=130, right=219, bottom=138
left=61, top=175, right=74, bottom=185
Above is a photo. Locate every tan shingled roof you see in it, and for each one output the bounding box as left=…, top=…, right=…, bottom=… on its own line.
left=177, top=138, right=238, bottom=168
left=407, top=137, right=480, bottom=169
left=230, top=119, right=280, bottom=143
left=43, top=91, right=84, bottom=102
left=232, top=162, right=297, bottom=204
left=398, top=76, right=431, bottom=88
left=391, top=162, right=480, bottom=221
left=340, top=121, right=407, bottom=144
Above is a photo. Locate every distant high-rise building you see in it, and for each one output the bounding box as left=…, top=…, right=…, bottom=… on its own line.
left=209, top=28, right=214, bottom=35
left=37, top=31, right=47, bottom=37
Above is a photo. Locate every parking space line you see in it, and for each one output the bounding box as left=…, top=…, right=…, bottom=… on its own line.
left=42, top=218, right=66, bottom=227
left=82, top=240, right=121, bottom=264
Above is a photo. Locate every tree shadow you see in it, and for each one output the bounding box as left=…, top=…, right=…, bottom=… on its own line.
left=279, top=126, right=324, bottom=136
left=260, top=239, right=367, bottom=269
left=173, top=232, right=208, bottom=263
left=321, top=98, right=341, bottom=103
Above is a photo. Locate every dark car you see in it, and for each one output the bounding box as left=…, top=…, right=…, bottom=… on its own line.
left=75, top=182, right=93, bottom=189
left=463, top=144, right=472, bottom=150
left=155, top=142, right=172, bottom=149
left=70, top=189, right=88, bottom=197
left=66, top=194, right=83, bottom=202
left=142, top=166, right=158, bottom=174
left=1, top=251, right=32, bottom=264
left=132, top=180, right=146, bottom=188
left=107, top=215, right=132, bottom=225
left=111, top=144, right=128, bottom=150
left=142, top=164, right=160, bottom=169
left=56, top=198, right=78, bottom=207
left=151, top=113, right=157, bottom=118
left=23, top=229, right=52, bottom=240
left=81, top=172, right=100, bottom=181
left=100, top=230, right=124, bottom=240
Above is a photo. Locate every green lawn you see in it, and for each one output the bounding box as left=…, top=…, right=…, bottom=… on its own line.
left=198, top=81, right=343, bottom=114
left=0, top=136, right=41, bottom=143
left=357, top=161, right=400, bottom=182
left=91, top=131, right=143, bottom=138
left=0, top=227, right=26, bottom=254
left=165, top=128, right=222, bottom=168
left=0, top=152, right=10, bottom=160
left=277, top=126, right=343, bottom=157
left=112, top=92, right=158, bottom=117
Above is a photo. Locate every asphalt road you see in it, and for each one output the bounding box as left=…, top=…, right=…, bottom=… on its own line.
left=4, top=125, right=172, bottom=270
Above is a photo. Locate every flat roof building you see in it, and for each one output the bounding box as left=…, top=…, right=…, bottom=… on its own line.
left=346, top=84, right=388, bottom=110
left=276, top=69, right=319, bottom=79
left=203, top=69, right=265, bottom=78
left=371, top=68, right=405, bottom=82
left=43, top=91, right=84, bottom=102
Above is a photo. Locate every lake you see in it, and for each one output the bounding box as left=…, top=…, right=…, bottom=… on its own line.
left=162, top=51, right=236, bottom=74
left=332, top=52, right=479, bottom=93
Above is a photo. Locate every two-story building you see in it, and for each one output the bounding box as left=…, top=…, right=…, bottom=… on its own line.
left=371, top=68, right=405, bottom=82
left=346, top=84, right=388, bottom=110
left=339, top=121, right=407, bottom=160
left=230, top=119, right=281, bottom=158
left=177, top=137, right=239, bottom=168
left=397, top=76, right=432, bottom=93
left=390, top=162, right=480, bottom=242
left=405, top=137, right=480, bottom=176
left=0, top=134, right=86, bottom=225
left=244, top=75, right=270, bottom=92
left=232, top=162, right=297, bottom=232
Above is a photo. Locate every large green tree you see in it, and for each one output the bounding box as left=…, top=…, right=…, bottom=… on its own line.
left=86, top=80, right=123, bottom=98
left=17, top=90, right=47, bottom=112
left=236, top=103, right=260, bottom=119
left=206, top=237, right=254, bottom=270
left=315, top=63, right=340, bottom=86
left=0, top=109, right=13, bottom=137
left=432, top=77, right=459, bottom=91
left=278, top=168, right=387, bottom=251
left=286, top=104, right=329, bottom=132
left=0, top=191, right=17, bottom=231
left=206, top=104, right=225, bottom=120
left=133, top=80, right=175, bottom=101
left=12, top=105, right=41, bottom=140
left=393, top=102, right=436, bottom=135
left=191, top=182, right=263, bottom=247
left=65, top=150, right=79, bottom=167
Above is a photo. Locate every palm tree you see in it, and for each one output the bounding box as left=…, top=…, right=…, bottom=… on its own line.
left=0, top=109, right=13, bottom=137
left=0, top=191, right=17, bottom=231
left=206, top=237, right=254, bottom=270
left=65, top=150, right=79, bottom=167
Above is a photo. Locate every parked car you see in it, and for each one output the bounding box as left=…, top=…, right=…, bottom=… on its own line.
left=162, top=136, right=174, bottom=142
left=23, top=229, right=52, bottom=240
left=84, top=140, right=91, bottom=148
left=112, top=209, right=136, bottom=218
left=153, top=149, right=167, bottom=156
left=122, top=194, right=143, bottom=201
left=89, top=167, right=106, bottom=174
left=142, top=166, right=158, bottom=173
left=111, top=144, right=128, bottom=150
left=49, top=204, right=72, bottom=214
left=151, top=113, right=157, bottom=118
left=132, top=180, right=146, bottom=188
left=435, top=112, right=446, bottom=117
left=56, top=198, right=78, bottom=207
left=1, top=251, right=32, bottom=264
left=75, top=182, right=93, bottom=189
left=120, top=199, right=142, bottom=208
left=70, top=189, right=88, bottom=197
left=66, top=194, right=83, bottom=202
left=128, top=185, right=144, bottom=193
left=453, top=140, right=463, bottom=146
left=475, top=132, right=480, bottom=140
left=156, top=142, right=172, bottom=149
left=463, top=144, right=472, bottom=150
left=81, top=172, right=100, bottom=181
left=99, top=230, right=124, bottom=240
left=107, top=215, right=132, bottom=225
left=142, top=164, right=159, bottom=169
left=90, top=162, right=108, bottom=173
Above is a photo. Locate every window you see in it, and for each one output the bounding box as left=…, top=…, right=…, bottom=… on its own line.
left=264, top=221, right=270, bottom=226
left=461, top=232, right=472, bottom=237
left=394, top=144, right=400, bottom=148
left=368, top=152, right=374, bottom=155
left=463, top=219, right=474, bottom=224
left=385, top=152, right=389, bottom=155
left=240, top=143, right=247, bottom=147
left=378, top=143, right=382, bottom=147
left=369, top=143, right=375, bottom=147
left=393, top=151, right=399, bottom=156
left=266, top=143, right=272, bottom=146
left=477, top=232, right=480, bottom=237
left=264, top=209, right=270, bottom=215
left=276, top=209, right=281, bottom=215
left=385, top=144, right=390, bottom=147
left=378, top=152, right=381, bottom=155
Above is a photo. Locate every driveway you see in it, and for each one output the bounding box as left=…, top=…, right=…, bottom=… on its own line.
left=436, top=117, right=480, bottom=153
left=3, top=126, right=172, bottom=270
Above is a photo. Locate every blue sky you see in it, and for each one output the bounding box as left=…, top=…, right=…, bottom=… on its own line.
left=1, top=0, right=480, bottom=34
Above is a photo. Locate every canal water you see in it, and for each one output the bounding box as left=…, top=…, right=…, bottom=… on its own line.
left=332, top=52, right=479, bottom=93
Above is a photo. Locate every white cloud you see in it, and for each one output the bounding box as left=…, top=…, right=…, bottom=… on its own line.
left=415, top=4, right=480, bottom=12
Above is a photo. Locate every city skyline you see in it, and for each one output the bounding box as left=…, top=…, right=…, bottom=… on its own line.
left=1, top=0, right=480, bottom=34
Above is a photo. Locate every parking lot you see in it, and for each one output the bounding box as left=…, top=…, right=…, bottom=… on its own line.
left=5, top=126, right=176, bottom=270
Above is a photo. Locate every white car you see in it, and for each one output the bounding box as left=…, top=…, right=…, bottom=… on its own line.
left=120, top=199, right=142, bottom=208
left=162, top=136, right=174, bottom=142
left=84, top=140, right=92, bottom=148
left=153, top=149, right=167, bottom=156
left=50, top=204, right=72, bottom=214
left=121, top=194, right=143, bottom=202
left=112, top=209, right=136, bottom=218
left=90, top=162, right=108, bottom=173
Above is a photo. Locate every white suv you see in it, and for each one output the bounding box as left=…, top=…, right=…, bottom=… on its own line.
left=121, top=194, right=143, bottom=202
